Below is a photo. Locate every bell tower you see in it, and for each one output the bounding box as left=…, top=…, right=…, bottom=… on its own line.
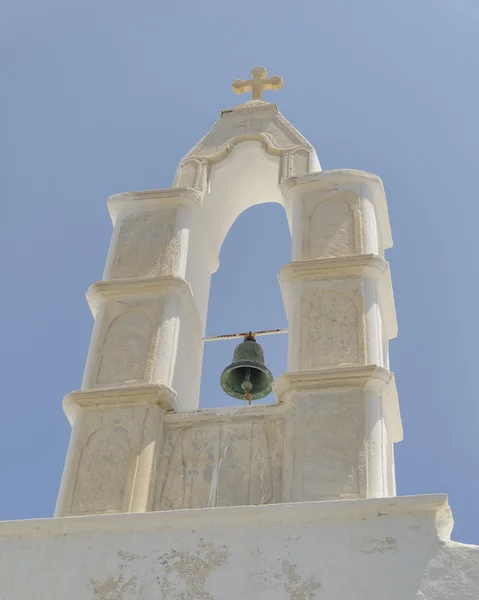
left=55, top=67, right=401, bottom=517
left=3, top=66, right=479, bottom=600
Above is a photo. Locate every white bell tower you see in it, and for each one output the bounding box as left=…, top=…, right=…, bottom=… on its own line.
left=55, top=67, right=401, bottom=517
left=1, top=67, right=478, bottom=600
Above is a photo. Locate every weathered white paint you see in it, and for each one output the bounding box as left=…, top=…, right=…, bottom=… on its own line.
left=1, top=495, right=479, bottom=600
left=52, top=97, right=403, bottom=516
left=2, top=80, right=478, bottom=600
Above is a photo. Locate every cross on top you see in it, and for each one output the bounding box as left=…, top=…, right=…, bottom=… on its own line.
left=232, top=66, right=283, bottom=101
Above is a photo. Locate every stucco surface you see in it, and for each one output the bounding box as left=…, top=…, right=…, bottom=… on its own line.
left=1, top=495, right=478, bottom=600
left=156, top=411, right=284, bottom=510
left=52, top=97, right=403, bottom=518
left=106, top=207, right=179, bottom=280
left=55, top=370, right=401, bottom=517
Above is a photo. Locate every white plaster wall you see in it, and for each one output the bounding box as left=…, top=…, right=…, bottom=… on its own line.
left=104, top=207, right=180, bottom=280
left=1, top=495, right=478, bottom=600
left=155, top=405, right=285, bottom=511
left=56, top=106, right=401, bottom=518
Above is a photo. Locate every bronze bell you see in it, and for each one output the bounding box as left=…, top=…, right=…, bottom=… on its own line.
left=220, top=333, right=273, bottom=404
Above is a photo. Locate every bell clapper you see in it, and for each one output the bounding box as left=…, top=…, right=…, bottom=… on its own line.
left=241, top=367, right=253, bottom=405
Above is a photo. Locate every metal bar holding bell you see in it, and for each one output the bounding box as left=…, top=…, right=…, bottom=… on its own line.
left=203, top=328, right=288, bottom=342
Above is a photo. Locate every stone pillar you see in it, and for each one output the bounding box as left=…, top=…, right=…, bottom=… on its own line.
left=56, top=188, right=205, bottom=516
left=90, top=187, right=204, bottom=409
left=55, top=386, right=174, bottom=516
left=278, top=170, right=402, bottom=501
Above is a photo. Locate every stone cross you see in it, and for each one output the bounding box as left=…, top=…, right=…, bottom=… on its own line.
left=232, top=66, right=283, bottom=101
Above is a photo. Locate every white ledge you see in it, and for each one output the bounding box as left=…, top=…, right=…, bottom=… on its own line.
left=165, top=401, right=285, bottom=425
left=275, top=365, right=391, bottom=392
left=279, top=254, right=388, bottom=281
left=107, top=187, right=202, bottom=225
left=63, top=384, right=176, bottom=423
left=0, top=494, right=452, bottom=541
left=86, top=275, right=196, bottom=317
left=275, top=365, right=403, bottom=442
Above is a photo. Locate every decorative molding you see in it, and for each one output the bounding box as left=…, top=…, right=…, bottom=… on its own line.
left=282, top=169, right=393, bottom=250
left=107, top=188, right=203, bottom=225
left=306, top=195, right=356, bottom=259
left=86, top=275, right=196, bottom=317
left=173, top=102, right=319, bottom=187
left=275, top=365, right=391, bottom=393
left=63, top=384, right=176, bottom=423
left=0, top=494, right=453, bottom=541
left=186, top=103, right=312, bottom=157
left=274, top=365, right=402, bottom=442
left=157, top=419, right=283, bottom=510
left=164, top=403, right=284, bottom=426
left=280, top=253, right=388, bottom=281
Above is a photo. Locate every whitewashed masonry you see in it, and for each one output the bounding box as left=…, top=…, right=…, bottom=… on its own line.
left=55, top=98, right=402, bottom=517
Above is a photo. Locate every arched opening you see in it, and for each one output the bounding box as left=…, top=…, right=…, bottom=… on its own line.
left=184, top=141, right=291, bottom=324
left=199, top=202, right=291, bottom=408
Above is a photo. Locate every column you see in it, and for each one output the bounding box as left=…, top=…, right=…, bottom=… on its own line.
left=277, top=170, right=402, bottom=502
left=56, top=187, right=205, bottom=516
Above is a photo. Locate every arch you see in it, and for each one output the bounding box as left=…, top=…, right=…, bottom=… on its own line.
left=184, top=140, right=294, bottom=326
left=199, top=202, right=290, bottom=408
left=96, top=312, right=152, bottom=385
left=166, top=109, right=319, bottom=411
left=201, top=140, right=288, bottom=259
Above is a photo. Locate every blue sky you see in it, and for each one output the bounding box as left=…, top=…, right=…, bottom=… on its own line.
left=1, top=0, right=479, bottom=544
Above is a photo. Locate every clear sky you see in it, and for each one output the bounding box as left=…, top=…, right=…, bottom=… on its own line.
left=1, top=0, right=479, bottom=544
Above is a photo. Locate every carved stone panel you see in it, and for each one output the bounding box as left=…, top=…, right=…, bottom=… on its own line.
left=97, top=312, right=152, bottom=385
left=299, top=190, right=360, bottom=260
left=293, top=391, right=363, bottom=500
left=300, top=281, right=363, bottom=369
left=71, top=424, right=131, bottom=514
left=289, top=149, right=311, bottom=177
left=307, top=198, right=355, bottom=259
left=174, top=159, right=205, bottom=190
left=66, top=405, right=157, bottom=516
left=188, top=112, right=303, bottom=160
left=159, top=426, right=221, bottom=511
left=156, top=417, right=283, bottom=510
left=108, top=208, right=180, bottom=279
left=91, top=297, right=165, bottom=388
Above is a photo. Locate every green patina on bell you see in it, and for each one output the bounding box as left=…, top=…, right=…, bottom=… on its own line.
left=220, top=333, right=273, bottom=404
